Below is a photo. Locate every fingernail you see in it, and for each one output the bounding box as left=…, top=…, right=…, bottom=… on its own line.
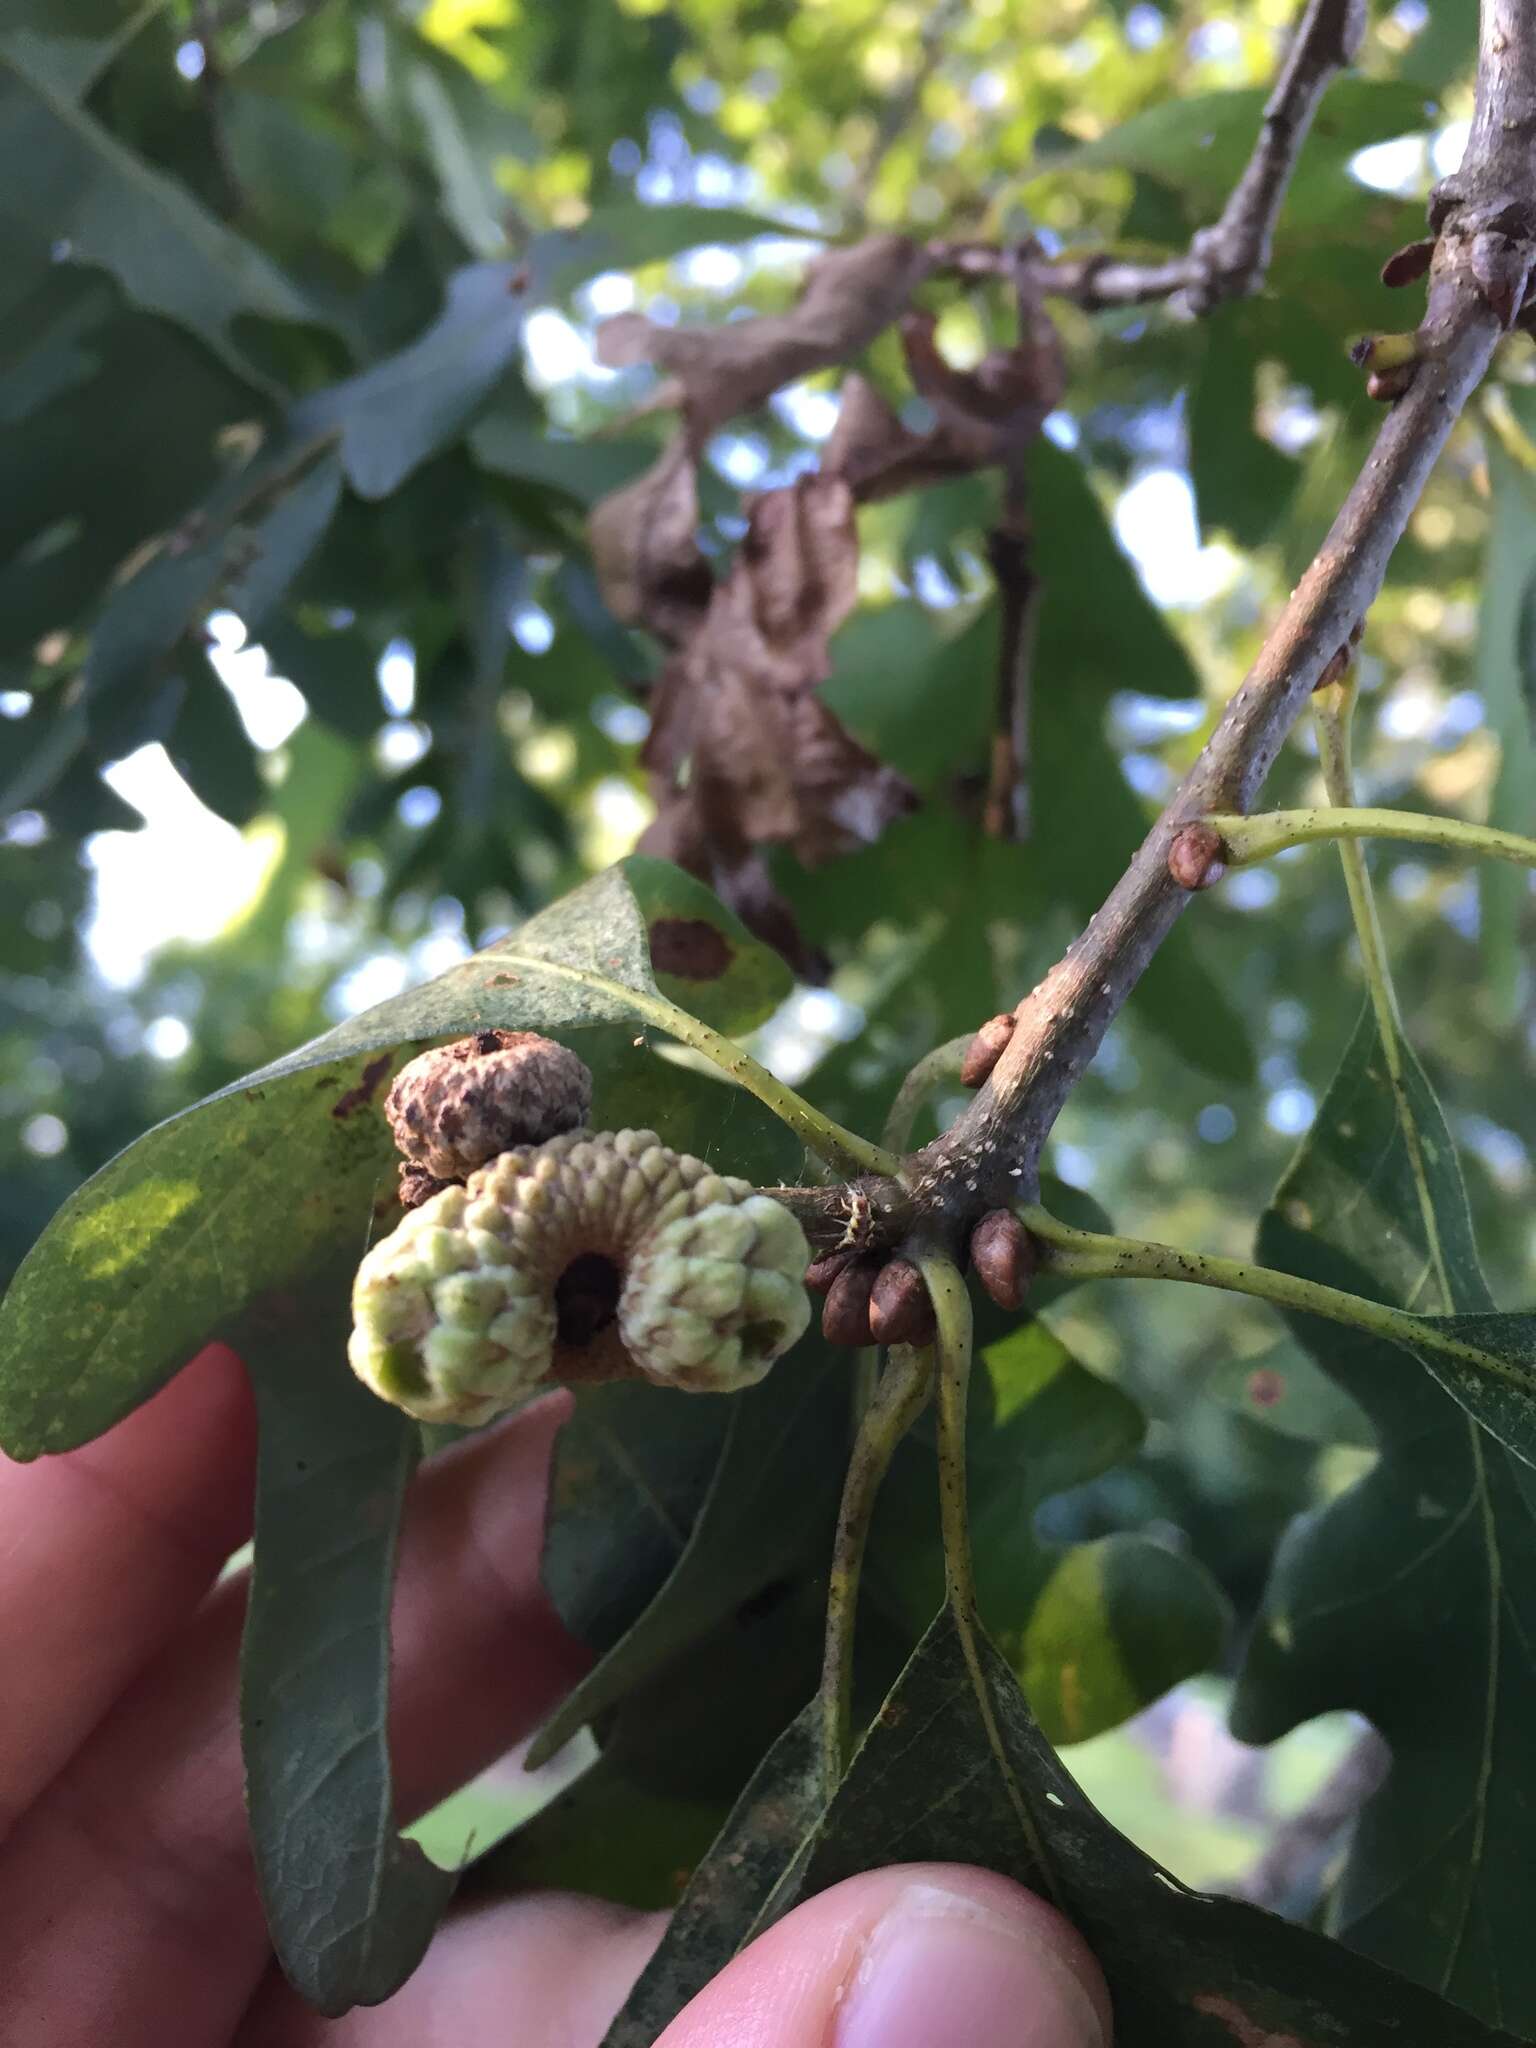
left=835, top=1882, right=1107, bottom=2048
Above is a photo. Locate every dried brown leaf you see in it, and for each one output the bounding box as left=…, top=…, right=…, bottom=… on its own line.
left=899, top=290, right=1066, bottom=466
left=587, top=436, right=711, bottom=645
left=644, top=473, right=912, bottom=862
left=595, top=235, right=932, bottom=435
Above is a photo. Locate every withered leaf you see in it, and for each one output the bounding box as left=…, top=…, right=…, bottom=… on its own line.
left=596, top=235, right=933, bottom=436
left=587, top=435, right=711, bottom=645
left=643, top=473, right=911, bottom=853
left=638, top=473, right=914, bottom=974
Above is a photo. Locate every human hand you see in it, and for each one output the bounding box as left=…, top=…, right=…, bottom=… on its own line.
left=0, top=1342, right=1111, bottom=2046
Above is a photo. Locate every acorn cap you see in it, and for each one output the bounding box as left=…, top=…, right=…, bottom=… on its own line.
left=349, top=1128, right=811, bottom=1425
left=384, top=1030, right=593, bottom=1182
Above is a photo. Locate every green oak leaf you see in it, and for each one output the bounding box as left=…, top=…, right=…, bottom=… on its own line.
left=867, top=1319, right=1229, bottom=1745
left=602, top=1704, right=826, bottom=2048
left=0, top=859, right=802, bottom=1459
left=528, top=1337, right=850, bottom=1767
left=236, top=1275, right=454, bottom=2015
left=1232, top=1003, right=1536, bottom=2031
left=758, top=1607, right=1525, bottom=2048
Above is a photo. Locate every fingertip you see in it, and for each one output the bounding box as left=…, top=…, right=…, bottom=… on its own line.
left=657, top=1862, right=1110, bottom=2048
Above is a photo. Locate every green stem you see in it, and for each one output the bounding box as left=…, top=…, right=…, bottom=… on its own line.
left=1312, top=681, right=1450, bottom=1302
left=818, top=1345, right=933, bottom=1785
left=882, top=1034, right=972, bottom=1153
left=918, top=1250, right=1062, bottom=1906
left=1208, top=806, right=1536, bottom=875
left=1020, top=1207, right=1529, bottom=1392
left=506, top=958, right=899, bottom=1180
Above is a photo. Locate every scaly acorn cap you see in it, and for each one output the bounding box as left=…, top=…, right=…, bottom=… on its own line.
left=385, top=1030, right=593, bottom=1185
left=349, top=1128, right=812, bottom=1425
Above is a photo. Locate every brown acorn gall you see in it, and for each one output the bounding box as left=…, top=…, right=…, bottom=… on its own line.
left=821, top=1257, right=880, bottom=1346
left=969, top=1210, right=1035, bottom=1311
left=961, top=1014, right=1017, bottom=1089
left=868, top=1259, right=937, bottom=1346
left=385, top=1030, right=593, bottom=1183
left=1167, top=824, right=1226, bottom=892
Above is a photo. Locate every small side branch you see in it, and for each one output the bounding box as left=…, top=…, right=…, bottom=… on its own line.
left=934, top=0, right=1364, bottom=316
left=1181, top=0, right=1367, bottom=312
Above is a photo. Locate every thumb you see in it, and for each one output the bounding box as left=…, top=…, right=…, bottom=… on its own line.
left=656, top=1863, right=1111, bottom=2048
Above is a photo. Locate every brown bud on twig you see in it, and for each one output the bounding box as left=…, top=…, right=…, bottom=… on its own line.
left=1314, top=644, right=1352, bottom=692
left=806, top=1248, right=859, bottom=1294
left=961, top=1013, right=1017, bottom=1088
left=868, top=1259, right=937, bottom=1346
left=969, top=1210, right=1036, bottom=1311
left=1167, top=824, right=1226, bottom=892
left=821, top=1257, right=880, bottom=1346
left=1365, top=365, right=1416, bottom=402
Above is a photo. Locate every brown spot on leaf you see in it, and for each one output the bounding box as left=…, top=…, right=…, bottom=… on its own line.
left=331, top=1053, right=392, bottom=1120
left=649, top=916, right=733, bottom=982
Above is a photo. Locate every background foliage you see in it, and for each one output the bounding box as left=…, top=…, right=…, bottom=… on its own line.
left=4, top=0, right=1535, bottom=2035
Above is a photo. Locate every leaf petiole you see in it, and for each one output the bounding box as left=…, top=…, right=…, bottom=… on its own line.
left=817, top=1344, right=933, bottom=1784
left=511, top=956, right=899, bottom=1179
left=1020, top=1206, right=1535, bottom=1400
left=919, top=1249, right=1063, bottom=1905
left=1206, top=805, right=1536, bottom=876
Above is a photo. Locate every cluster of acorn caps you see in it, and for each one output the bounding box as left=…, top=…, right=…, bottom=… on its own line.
left=347, top=1010, right=1041, bottom=1425
left=806, top=1009, right=1036, bottom=1351
left=347, top=1029, right=813, bottom=1425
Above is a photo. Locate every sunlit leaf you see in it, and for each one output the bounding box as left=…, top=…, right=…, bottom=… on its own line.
left=0, top=861, right=803, bottom=1458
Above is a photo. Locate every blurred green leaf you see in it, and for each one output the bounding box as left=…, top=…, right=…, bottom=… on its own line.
left=1190, top=308, right=1300, bottom=548
left=1204, top=1336, right=1374, bottom=1448
left=293, top=263, right=532, bottom=500
left=1055, top=79, right=1429, bottom=213
left=1476, top=436, right=1536, bottom=1025
left=166, top=645, right=265, bottom=825
left=0, top=52, right=315, bottom=380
